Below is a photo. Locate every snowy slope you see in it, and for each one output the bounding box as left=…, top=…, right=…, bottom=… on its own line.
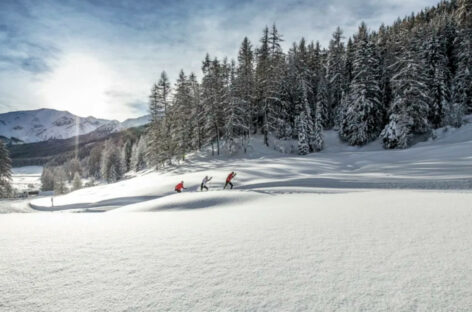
left=28, top=116, right=472, bottom=212
left=0, top=109, right=149, bottom=143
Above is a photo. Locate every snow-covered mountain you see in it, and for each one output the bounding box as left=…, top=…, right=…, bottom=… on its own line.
left=0, top=109, right=149, bottom=143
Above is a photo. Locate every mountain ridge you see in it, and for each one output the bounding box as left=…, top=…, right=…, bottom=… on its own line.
left=0, top=108, right=150, bottom=143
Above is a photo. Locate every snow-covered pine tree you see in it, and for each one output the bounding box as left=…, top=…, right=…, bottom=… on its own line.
left=62, top=158, right=81, bottom=182
left=255, top=26, right=272, bottom=146
left=101, top=140, right=123, bottom=183
left=0, top=140, right=12, bottom=197
left=156, top=71, right=171, bottom=118
left=40, top=167, right=55, bottom=191
left=88, top=145, right=102, bottom=179
left=296, top=111, right=310, bottom=155
left=255, top=25, right=285, bottom=146
left=344, top=37, right=354, bottom=95
left=267, top=24, right=285, bottom=137
left=201, top=56, right=226, bottom=156
left=312, top=97, right=324, bottom=152
left=315, top=68, right=330, bottom=129
left=121, top=140, right=133, bottom=173
left=326, top=27, right=345, bottom=128
left=452, top=0, right=472, bottom=114
left=278, top=45, right=299, bottom=140
left=381, top=35, right=432, bottom=149
left=307, top=41, right=321, bottom=101
left=339, top=23, right=384, bottom=146
left=299, top=78, right=315, bottom=152
left=376, top=24, right=393, bottom=121
left=235, top=37, right=256, bottom=135
left=255, top=27, right=270, bottom=137
left=171, top=70, right=193, bottom=160
left=72, top=172, right=82, bottom=191
left=224, top=60, right=249, bottom=153
left=296, top=38, right=316, bottom=114
left=422, top=25, right=452, bottom=128
left=149, top=84, right=160, bottom=122
left=437, top=14, right=463, bottom=127
left=54, top=167, right=68, bottom=195
left=148, top=71, right=172, bottom=168
left=130, top=136, right=147, bottom=171
left=189, top=73, right=204, bottom=150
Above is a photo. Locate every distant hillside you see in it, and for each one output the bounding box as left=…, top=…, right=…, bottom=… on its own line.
left=8, top=124, right=147, bottom=167
left=0, top=108, right=149, bottom=143
left=0, top=135, right=24, bottom=146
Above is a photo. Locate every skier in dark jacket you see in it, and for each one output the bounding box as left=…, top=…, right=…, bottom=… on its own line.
left=224, top=172, right=236, bottom=189
left=175, top=181, right=185, bottom=193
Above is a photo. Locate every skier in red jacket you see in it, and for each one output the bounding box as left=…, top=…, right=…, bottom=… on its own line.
left=224, top=172, right=237, bottom=189
left=175, top=181, right=185, bottom=193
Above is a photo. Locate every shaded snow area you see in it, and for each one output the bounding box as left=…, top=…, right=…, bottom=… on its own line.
left=1, top=117, right=472, bottom=310
left=1, top=191, right=472, bottom=311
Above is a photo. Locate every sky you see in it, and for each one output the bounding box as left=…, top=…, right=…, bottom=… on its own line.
left=0, top=0, right=441, bottom=121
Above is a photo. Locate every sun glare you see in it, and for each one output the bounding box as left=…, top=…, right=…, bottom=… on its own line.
left=41, top=54, right=113, bottom=118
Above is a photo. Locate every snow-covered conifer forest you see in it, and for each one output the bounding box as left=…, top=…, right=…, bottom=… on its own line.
left=145, top=0, right=472, bottom=165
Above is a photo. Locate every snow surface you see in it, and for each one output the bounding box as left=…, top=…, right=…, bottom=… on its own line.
left=2, top=191, right=472, bottom=311
left=1, top=116, right=472, bottom=310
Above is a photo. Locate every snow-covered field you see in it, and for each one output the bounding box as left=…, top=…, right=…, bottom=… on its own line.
left=1, top=118, right=472, bottom=311
left=2, top=191, right=472, bottom=311
left=11, top=165, right=43, bottom=193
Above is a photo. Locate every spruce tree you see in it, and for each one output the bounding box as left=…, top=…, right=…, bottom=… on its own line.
left=0, top=140, right=12, bottom=197
left=453, top=0, right=472, bottom=114
left=172, top=70, right=193, bottom=160
left=201, top=56, right=226, bottom=155
left=225, top=60, right=249, bottom=153
left=40, top=167, right=55, bottom=192
left=88, top=145, right=102, bottom=179
left=72, top=172, right=82, bottom=191
left=381, top=36, right=431, bottom=149
left=326, top=27, right=345, bottom=128
left=54, top=167, right=68, bottom=195
left=296, top=111, right=310, bottom=155
left=340, top=23, right=384, bottom=146
left=189, top=73, right=204, bottom=150
left=312, top=99, right=324, bottom=152
left=422, top=28, right=452, bottom=128
left=131, top=136, right=147, bottom=171
left=316, top=63, right=330, bottom=129
left=235, top=37, right=255, bottom=135
left=148, top=71, right=172, bottom=167
left=101, top=140, right=123, bottom=183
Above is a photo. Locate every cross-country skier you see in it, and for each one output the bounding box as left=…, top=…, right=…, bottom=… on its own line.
left=201, top=176, right=212, bottom=191
left=175, top=181, right=185, bottom=193
left=224, top=172, right=237, bottom=189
